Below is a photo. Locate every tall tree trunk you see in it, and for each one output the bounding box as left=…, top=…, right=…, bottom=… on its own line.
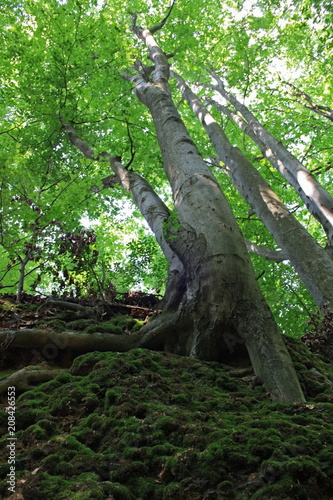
left=63, top=20, right=305, bottom=402
left=173, top=72, right=333, bottom=313
left=127, top=23, right=305, bottom=402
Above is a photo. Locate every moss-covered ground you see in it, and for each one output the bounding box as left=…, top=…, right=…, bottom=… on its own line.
left=0, top=295, right=333, bottom=499
left=0, top=346, right=332, bottom=499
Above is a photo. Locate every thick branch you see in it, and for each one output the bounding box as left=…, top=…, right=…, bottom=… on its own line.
left=62, top=120, right=184, bottom=279
left=61, top=121, right=97, bottom=160
left=149, top=1, right=175, bottom=34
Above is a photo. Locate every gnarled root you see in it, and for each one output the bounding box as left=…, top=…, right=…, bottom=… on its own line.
left=0, top=363, right=67, bottom=395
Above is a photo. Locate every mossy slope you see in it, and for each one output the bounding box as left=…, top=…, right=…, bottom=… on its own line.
left=0, top=342, right=333, bottom=499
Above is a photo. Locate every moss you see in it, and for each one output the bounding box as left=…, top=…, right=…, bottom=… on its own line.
left=36, top=319, right=67, bottom=331
left=20, top=420, right=56, bottom=443
left=21, top=471, right=114, bottom=500
left=66, top=318, right=98, bottom=330
left=84, top=314, right=137, bottom=334
left=55, top=371, right=75, bottom=383
left=1, top=348, right=333, bottom=499
left=0, top=370, right=14, bottom=381
left=111, top=460, right=149, bottom=482
left=103, top=482, right=135, bottom=500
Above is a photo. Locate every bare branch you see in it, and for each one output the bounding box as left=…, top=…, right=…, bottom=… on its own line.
left=244, top=239, right=287, bottom=263
left=149, top=1, right=176, bottom=34
left=124, top=119, right=136, bottom=170
left=282, top=81, right=333, bottom=122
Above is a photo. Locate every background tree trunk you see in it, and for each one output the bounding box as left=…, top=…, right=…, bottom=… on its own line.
left=207, top=70, right=333, bottom=248
left=16, top=255, right=29, bottom=303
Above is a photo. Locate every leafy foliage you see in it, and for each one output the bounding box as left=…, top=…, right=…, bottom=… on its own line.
left=1, top=0, right=332, bottom=334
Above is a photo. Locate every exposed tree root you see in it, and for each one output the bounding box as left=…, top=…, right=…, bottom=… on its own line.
left=0, top=363, right=66, bottom=395
left=0, top=328, right=141, bottom=353
left=45, top=298, right=97, bottom=318
left=137, top=311, right=181, bottom=350
left=45, top=297, right=159, bottom=318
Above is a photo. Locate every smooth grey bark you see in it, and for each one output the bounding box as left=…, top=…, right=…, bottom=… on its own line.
left=244, top=239, right=287, bottom=263
left=206, top=70, right=333, bottom=248
left=126, top=24, right=304, bottom=402
left=174, top=72, right=333, bottom=313
left=16, top=255, right=29, bottom=303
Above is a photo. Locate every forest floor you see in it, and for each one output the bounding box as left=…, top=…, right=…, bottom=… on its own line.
left=0, top=293, right=333, bottom=500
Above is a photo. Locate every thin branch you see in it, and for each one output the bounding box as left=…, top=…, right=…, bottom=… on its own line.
left=0, top=264, right=41, bottom=291
left=244, top=239, right=287, bottom=263
left=124, top=119, right=136, bottom=170
left=149, top=1, right=176, bottom=34
left=283, top=81, right=333, bottom=122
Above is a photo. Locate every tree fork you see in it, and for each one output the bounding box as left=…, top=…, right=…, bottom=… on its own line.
left=129, top=23, right=305, bottom=402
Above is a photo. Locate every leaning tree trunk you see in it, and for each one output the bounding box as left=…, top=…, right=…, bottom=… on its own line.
left=126, top=21, right=304, bottom=402
left=173, top=72, right=333, bottom=314
left=62, top=120, right=186, bottom=313
left=207, top=69, right=333, bottom=249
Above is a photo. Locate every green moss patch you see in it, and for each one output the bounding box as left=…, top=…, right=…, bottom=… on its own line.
left=84, top=315, right=142, bottom=334
left=0, top=345, right=332, bottom=499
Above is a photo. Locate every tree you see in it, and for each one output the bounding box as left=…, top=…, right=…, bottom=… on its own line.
left=0, top=149, right=102, bottom=301
left=2, top=0, right=333, bottom=401
left=47, top=6, right=303, bottom=402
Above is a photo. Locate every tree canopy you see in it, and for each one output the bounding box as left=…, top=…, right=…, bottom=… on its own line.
left=1, top=0, right=333, bottom=337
